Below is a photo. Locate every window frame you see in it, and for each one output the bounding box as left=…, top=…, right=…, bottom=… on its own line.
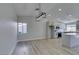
left=18, top=22, right=27, bottom=34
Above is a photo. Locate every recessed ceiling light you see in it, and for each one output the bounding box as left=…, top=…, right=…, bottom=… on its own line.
left=69, top=14, right=72, bottom=17
left=58, top=9, right=62, bottom=11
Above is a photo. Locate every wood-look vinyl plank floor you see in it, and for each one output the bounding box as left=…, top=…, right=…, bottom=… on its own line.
left=12, top=39, right=79, bottom=55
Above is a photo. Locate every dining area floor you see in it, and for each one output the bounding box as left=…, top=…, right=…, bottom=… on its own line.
left=12, top=39, right=79, bottom=55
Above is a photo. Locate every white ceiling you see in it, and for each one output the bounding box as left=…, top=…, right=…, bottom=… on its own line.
left=14, top=3, right=79, bottom=23
left=14, top=3, right=37, bottom=16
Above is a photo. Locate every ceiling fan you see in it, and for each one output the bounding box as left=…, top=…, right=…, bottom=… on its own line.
left=35, top=3, right=47, bottom=22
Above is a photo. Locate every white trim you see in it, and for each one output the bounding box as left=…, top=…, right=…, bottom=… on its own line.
left=9, top=41, right=17, bottom=55
left=8, top=36, right=46, bottom=55
left=9, top=37, right=46, bottom=55
left=17, top=37, right=45, bottom=42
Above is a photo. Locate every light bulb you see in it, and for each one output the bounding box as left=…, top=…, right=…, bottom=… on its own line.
left=58, top=9, right=62, bottom=11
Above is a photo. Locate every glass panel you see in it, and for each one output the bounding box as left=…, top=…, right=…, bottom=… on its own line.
left=18, top=23, right=22, bottom=33
left=18, top=23, right=27, bottom=34
left=66, top=24, right=76, bottom=32
left=23, top=23, right=27, bottom=33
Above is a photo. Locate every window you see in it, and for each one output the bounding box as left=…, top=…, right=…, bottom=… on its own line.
left=23, top=23, right=27, bottom=33
left=66, top=24, right=76, bottom=32
left=66, top=24, right=76, bottom=35
left=18, top=23, right=27, bottom=34
left=18, top=23, right=22, bottom=33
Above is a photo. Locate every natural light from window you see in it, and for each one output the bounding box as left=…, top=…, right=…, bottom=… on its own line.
left=18, top=23, right=27, bottom=34
left=66, top=24, right=76, bottom=35
left=66, top=24, right=76, bottom=32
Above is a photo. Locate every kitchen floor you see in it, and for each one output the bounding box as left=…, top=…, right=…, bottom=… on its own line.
left=12, top=39, right=79, bottom=55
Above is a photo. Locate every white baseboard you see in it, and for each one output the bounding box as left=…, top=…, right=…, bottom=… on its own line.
left=17, top=37, right=46, bottom=42
left=8, top=37, right=46, bottom=55
left=9, top=41, right=17, bottom=55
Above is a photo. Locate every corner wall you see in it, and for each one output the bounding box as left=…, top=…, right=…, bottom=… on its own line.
left=0, top=4, right=17, bottom=54
left=17, top=16, right=47, bottom=41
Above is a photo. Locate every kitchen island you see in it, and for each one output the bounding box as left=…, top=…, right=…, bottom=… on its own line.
left=62, top=32, right=79, bottom=48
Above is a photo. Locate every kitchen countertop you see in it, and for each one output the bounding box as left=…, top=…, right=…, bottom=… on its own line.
left=64, top=31, right=78, bottom=35
left=64, top=31, right=79, bottom=33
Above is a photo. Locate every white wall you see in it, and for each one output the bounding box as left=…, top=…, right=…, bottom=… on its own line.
left=17, top=15, right=66, bottom=41
left=0, top=4, right=17, bottom=54
left=18, top=16, right=47, bottom=41
left=46, top=16, right=66, bottom=39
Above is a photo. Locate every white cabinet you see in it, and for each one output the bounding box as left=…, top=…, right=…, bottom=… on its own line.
left=62, top=34, right=79, bottom=47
